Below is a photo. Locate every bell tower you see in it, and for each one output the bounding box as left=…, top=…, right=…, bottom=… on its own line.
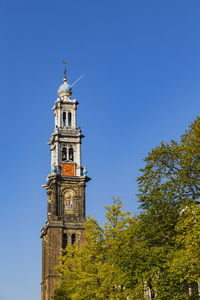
left=41, top=63, right=90, bottom=300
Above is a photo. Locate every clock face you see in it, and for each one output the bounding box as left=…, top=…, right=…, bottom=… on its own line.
left=62, top=163, right=75, bottom=176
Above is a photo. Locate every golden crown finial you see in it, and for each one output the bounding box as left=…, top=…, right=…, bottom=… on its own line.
left=62, top=60, right=67, bottom=82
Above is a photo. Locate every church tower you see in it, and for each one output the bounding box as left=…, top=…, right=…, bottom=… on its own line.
left=41, top=64, right=91, bottom=300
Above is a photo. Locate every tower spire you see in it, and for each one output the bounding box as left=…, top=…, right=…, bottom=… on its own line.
left=58, top=61, right=72, bottom=96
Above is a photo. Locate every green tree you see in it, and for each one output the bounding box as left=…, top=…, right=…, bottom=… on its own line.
left=54, top=198, right=138, bottom=300
left=136, top=117, right=200, bottom=298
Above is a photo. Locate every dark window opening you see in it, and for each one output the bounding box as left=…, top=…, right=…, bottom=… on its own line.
left=62, top=147, right=67, bottom=161
left=71, top=233, right=76, bottom=245
left=62, top=233, right=68, bottom=249
left=68, top=112, right=72, bottom=127
left=63, top=112, right=66, bottom=127
left=69, top=148, right=74, bottom=161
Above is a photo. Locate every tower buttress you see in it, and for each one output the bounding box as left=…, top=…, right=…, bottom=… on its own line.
left=41, top=65, right=90, bottom=300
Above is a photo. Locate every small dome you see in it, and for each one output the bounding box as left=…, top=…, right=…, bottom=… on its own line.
left=58, top=78, right=72, bottom=97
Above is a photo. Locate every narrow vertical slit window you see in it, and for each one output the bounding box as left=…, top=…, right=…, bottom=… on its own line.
left=63, top=112, right=66, bottom=127
left=68, top=112, right=72, bottom=127
left=62, top=233, right=68, bottom=249
left=69, top=148, right=74, bottom=161
left=62, top=147, right=67, bottom=161
left=71, top=233, right=76, bottom=245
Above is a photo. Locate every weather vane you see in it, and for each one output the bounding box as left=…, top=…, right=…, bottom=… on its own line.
left=62, top=60, right=85, bottom=87
left=62, top=60, right=67, bottom=78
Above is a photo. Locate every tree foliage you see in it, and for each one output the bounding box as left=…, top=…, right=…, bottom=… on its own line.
left=136, top=117, right=200, bottom=299
left=55, top=198, right=138, bottom=299
left=55, top=117, right=200, bottom=299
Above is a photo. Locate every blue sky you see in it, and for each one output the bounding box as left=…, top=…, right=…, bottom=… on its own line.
left=1, top=1, right=200, bottom=299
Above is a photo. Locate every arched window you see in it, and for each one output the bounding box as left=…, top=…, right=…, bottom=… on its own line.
left=62, top=147, right=67, bottom=161
left=69, top=148, right=74, bottom=161
left=62, top=233, right=68, bottom=249
left=63, top=112, right=66, bottom=127
left=68, top=112, right=72, bottom=127
left=71, top=233, right=76, bottom=245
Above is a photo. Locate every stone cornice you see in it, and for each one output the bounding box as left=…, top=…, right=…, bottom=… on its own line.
left=40, top=220, right=85, bottom=238
left=42, top=174, right=91, bottom=189
left=52, top=97, right=79, bottom=111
